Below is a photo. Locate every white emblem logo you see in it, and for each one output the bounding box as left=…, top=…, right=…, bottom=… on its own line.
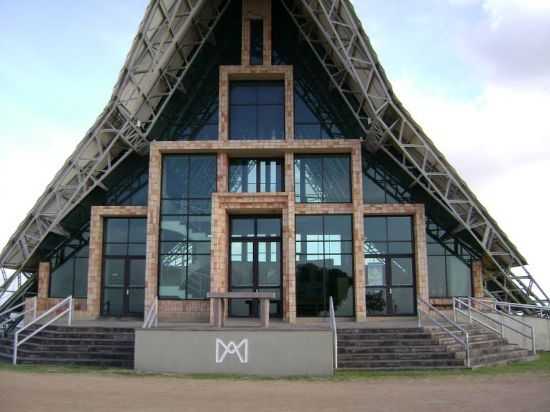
left=215, top=338, right=249, bottom=364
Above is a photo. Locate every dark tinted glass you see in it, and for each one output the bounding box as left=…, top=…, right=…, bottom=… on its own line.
left=105, top=219, right=128, bottom=243
left=250, top=19, right=264, bottom=65
left=162, top=156, right=189, bottom=199
left=229, top=159, right=283, bottom=193
left=294, top=156, right=351, bottom=203
left=229, top=81, right=285, bottom=140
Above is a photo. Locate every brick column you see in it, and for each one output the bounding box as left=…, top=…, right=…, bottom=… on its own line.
left=38, top=262, right=50, bottom=299
left=472, top=260, right=484, bottom=298
left=414, top=206, right=430, bottom=303
left=351, top=145, right=366, bottom=321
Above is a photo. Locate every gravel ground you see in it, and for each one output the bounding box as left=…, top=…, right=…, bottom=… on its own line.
left=1, top=371, right=549, bottom=412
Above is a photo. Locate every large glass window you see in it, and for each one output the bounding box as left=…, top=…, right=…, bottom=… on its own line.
left=295, top=215, right=354, bottom=317
left=49, top=242, right=89, bottom=299
left=229, top=81, right=285, bottom=140
left=294, top=155, right=351, bottom=203
left=364, top=216, right=416, bottom=315
left=229, top=158, right=283, bottom=193
left=428, top=230, right=473, bottom=298
left=159, top=155, right=216, bottom=300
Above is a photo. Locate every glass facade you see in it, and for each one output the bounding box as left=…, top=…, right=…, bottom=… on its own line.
left=229, top=158, right=283, bottom=193
left=294, top=155, right=351, bottom=203
left=49, top=231, right=89, bottom=299
left=102, top=218, right=146, bottom=316
left=364, top=216, right=416, bottom=315
left=428, top=221, right=473, bottom=297
left=296, top=215, right=354, bottom=317
left=230, top=81, right=285, bottom=140
left=159, top=155, right=216, bottom=300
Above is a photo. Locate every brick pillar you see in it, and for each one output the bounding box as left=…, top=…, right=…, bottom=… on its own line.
left=210, top=194, right=229, bottom=324
left=145, top=148, right=162, bottom=316
left=472, top=260, right=484, bottom=298
left=87, top=208, right=104, bottom=319
left=38, top=262, right=50, bottom=299
left=414, top=206, right=430, bottom=303
left=351, top=145, right=366, bottom=321
left=284, top=153, right=296, bottom=323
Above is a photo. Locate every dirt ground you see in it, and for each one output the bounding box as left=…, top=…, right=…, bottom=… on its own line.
left=1, top=371, right=549, bottom=412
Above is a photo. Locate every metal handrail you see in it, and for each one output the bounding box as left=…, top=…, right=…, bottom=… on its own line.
left=417, top=297, right=470, bottom=367
left=13, top=295, right=73, bottom=365
left=454, top=297, right=536, bottom=355
left=328, top=296, right=338, bottom=370
left=143, top=297, right=158, bottom=329
left=472, top=297, right=550, bottom=318
left=0, top=297, right=37, bottom=328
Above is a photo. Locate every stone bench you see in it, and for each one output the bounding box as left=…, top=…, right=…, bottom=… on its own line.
left=207, top=292, right=276, bottom=328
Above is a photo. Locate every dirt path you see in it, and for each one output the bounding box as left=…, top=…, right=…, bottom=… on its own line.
left=1, top=371, right=549, bottom=412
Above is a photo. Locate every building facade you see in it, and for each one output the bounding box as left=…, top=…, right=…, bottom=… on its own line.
left=2, top=0, right=544, bottom=325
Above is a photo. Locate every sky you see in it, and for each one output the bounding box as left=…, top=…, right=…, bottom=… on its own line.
left=0, top=0, right=549, bottom=295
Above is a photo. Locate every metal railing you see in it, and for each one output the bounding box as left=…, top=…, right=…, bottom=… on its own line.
left=13, top=296, right=73, bottom=365
left=0, top=297, right=37, bottom=332
left=454, top=297, right=536, bottom=355
left=483, top=299, right=550, bottom=318
left=417, top=297, right=471, bottom=367
left=329, top=296, right=338, bottom=370
left=143, top=297, right=158, bottom=329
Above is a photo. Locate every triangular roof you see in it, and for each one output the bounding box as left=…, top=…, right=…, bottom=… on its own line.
left=1, top=0, right=547, bottom=306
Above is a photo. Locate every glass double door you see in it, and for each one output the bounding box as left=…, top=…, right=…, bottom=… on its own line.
left=365, top=255, right=416, bottom=316
left=229, top=216, right=282, bottom=317
left=102, top=257, right=145, bottom=317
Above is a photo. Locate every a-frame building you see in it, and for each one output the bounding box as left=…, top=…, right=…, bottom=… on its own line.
left=1, top=0, right=548, bottom=325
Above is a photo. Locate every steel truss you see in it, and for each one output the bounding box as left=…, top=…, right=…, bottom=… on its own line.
left=1, top=0, right=547, bottom=308
left=0, top=0, right=230, bottom=303
left=282, top=0, right=549, bottom=306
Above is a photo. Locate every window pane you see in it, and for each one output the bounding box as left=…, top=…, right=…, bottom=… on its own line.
left=231, top=242, right=254, bottom=287
left=391, top=288, right=415, bottom=315
left=103, top=259, right=125, bottom=287
left=129, top=219, right=146, bottom=243
left=50, top=260, right=73, bottom=298
left=257, top=218, right=281, bottom=237
left=391, top=257, right=414, bottom=286
left=103, top=289, right=124, bottom=317
left=129, top=259, right=146, bottom=287
left=323, top=157, right=351, bottom=202
left=258, top=106, right=284, bottom=139
left=324, top=215, right=352, bottom=241
left=189, top=156, right=217, bottom=197
left=250, top=19, right=264, bottom=65
left=258, top=241, right=281, bottom=287
left=188, top=216, right=211, bottom=241
left=428, top=256, right=447, bottom=297
left=159, top=255, right=186, bottom=299
left=230, top=84, right=256, bottom=104
left=258, top=83, right=284, bottom=104
left=74, top=258, right=88, bottom=298
left=294, top=157, right=323, bottom=203
left=366, top=257, right=386, bottom=286
left=105, top=219, right=128, bottom=243
left=229, top=162, right=245, bottom=192
left=231, top=218, right=255, bottom=238
left=162, top=156, right=188, bottom=199
left=296, top=216, right=323, bottom=241
left=161, top=216, right=187, bottom=241
left=366, top=288, right=387, bottom=315
left=388, top=217, right=412, bottom=241
left=230, top=106, right=257, bottom=139
left=364, top=217, right=387, bottom=242
left=186, top=254, right=210, bottom=298
left=447, top=256, right=471, bottom=297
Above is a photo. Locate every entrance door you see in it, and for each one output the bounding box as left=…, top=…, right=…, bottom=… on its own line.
left=229, top=216, right=282, bottom=317
left=102, top=257, right=145, bottom=317
left=365, top=256, right=416, bottom=315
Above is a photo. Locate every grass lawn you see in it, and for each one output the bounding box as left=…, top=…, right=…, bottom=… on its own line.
left=1, top=352, right=549, bottom=381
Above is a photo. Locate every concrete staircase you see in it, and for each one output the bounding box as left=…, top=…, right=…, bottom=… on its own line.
left=337, top=325, right=532, bottom=370
left=0, top=324, right=135, bottom=368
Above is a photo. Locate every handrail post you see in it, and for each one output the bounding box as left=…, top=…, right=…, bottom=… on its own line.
left=33, top=296, right=37, bottom=320
left=452, top=298, right=456, bottom=322
left=465, top=332, right=470, bottom=368
left=12, top=332, right=18, bottom=365
left=531, top=326, right=536, bottom=355
left=417, top=300, right=422, bottom=327
left=154, top=297, right=158, bottom=328
left=68, top=296, right=73, bottom=326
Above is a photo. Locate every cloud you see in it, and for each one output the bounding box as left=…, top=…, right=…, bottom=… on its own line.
left=455, top=0, right=550, bottom=87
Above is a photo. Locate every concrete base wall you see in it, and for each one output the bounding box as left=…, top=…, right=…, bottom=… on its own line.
left=135, top=329, right=333, bottom=376
left=487, top=314, right=550, bottom=352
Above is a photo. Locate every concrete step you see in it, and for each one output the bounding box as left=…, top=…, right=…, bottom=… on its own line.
left=338, top=358, right=465, bottom=369
left=338, top=338, right=436, bottom=347
left=339, top=352, right=457, bottom=361
left=338, top=345, right=448, bottom=354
